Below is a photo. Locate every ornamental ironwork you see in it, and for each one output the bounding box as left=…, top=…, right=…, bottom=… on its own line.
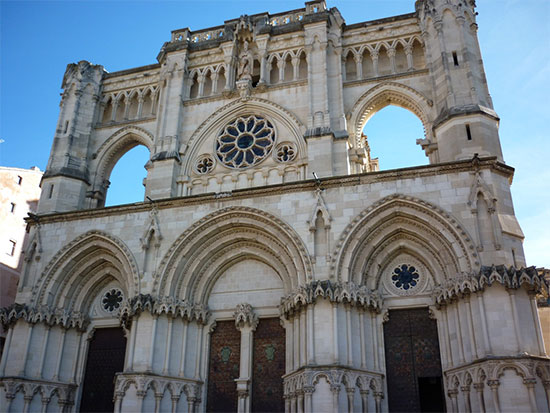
left=216, top=115, right=275, bottom=169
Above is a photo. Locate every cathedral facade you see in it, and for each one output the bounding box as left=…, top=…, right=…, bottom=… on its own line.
left=1, top=1, right=549, bottom=412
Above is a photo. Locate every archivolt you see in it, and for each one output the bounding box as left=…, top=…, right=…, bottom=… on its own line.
left=92, top=125, right=154, bottom=187
left=154, top=207, right=313, bottom=302
left=332, top=194, right=477, bottom=287
left=348, top=81, right=435, bottom=147
left=182, top=97, right=307, bottom=176
left=32, top=230, right=140, bottom=312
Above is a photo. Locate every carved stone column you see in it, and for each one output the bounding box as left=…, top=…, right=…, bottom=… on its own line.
left=370, top=50, right=379, bottom=77
left=542, top=380, right=550, bottom=412
left=330, top=384, right=341, bottom=413
left=487, top=380, right=500, bottom=412
left=405, top=45, right=414, bottom=70
left=303, top=386, right=314, bottom=413
left=448, top=389, right=459, bottom=413
left=360, top=389, right=369, bottom=413
left=234, top=303, right=259, bottom=413
left=346, top=387, right=355, bottom=413
left=461, top=385, right=472, bottom=413
left=387, top=47, right=396, bottom=74
left=523, top=378, right=538, bottom=412
left=373, top=391, right=383, bottom=413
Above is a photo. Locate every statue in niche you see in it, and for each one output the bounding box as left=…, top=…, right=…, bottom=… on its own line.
left=237, top=40, right=253, bottom=81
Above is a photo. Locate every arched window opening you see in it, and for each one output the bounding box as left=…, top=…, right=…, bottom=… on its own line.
left=252, top=59, right=261, bottom=87
left=377, top=46, right=391, bottom=76
left=362, top=49, right=374, bottom=78
left=142, top=90, right=153, bottom=117
left=115, top=95, right=126, bottom=122
left=203, top=70, right=213, bottom=96
left=102, top=97, right=114, bottom=123
left=362, top=105, right=427, bottom=171
left=298, top=51, right=307, bottom=80
left=345, top=51, right=356, bottom=80
left=412, top=39, right=426, bottom=70
left=269, top=58, right=280, bottom=84
left=283, top=54, right=293, bottom=82
left=127, top=93, right=139, bottom=119
left=217, top=67, right=226, bottom=92
left=394, top=43, right=408, bottom=73
left=189, top=73, right=199, bottom=99
left=104, top=145, right=150, bottom=207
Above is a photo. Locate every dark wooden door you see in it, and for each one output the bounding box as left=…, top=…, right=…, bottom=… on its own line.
left=206, top=320, right=241, bottom=412
left=383, top=308, right=445, bottom=412
left=251, top=318, right=285, bottom=413
left=80, top=327, right=126, bottom=413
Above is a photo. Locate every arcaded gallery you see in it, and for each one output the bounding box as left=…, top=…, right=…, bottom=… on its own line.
left=1, top=0, right=549, bottom=412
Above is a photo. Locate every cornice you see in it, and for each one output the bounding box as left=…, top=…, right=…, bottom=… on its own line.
left=29, top=157, right=513, bottom=226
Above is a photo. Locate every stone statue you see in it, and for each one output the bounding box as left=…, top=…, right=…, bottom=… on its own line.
left=237, top=40, right=253, bottom=81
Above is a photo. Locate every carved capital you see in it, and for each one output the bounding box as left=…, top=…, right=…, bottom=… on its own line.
left=234, top=303, right=259, bottom=331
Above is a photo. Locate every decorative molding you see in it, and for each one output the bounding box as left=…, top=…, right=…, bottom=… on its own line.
left=233, top=303, right=259, bottom=330
left=0, top=303, right=89, bottom=331
left=119, top=294, right=210, bottom=328
left=279, top=280, right=382, bottom=319
left=432, top=265, right=548, bottom=306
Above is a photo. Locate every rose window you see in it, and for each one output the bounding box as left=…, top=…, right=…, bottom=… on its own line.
left=275, top=143, right=297, bottom=163
left=216, top=115, right=275, bottom=169
left=391, top=264, right=420, bottom=290
left=102, top=288, right=123, bottom=312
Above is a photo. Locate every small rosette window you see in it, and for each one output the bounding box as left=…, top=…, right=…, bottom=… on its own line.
left=216, top=115, right=275, bottom=169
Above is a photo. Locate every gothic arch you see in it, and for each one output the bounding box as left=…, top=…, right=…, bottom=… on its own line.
left=332, top=194, right=478, bottom=287
left=348, top=81, right=435, bottom=147
left=182, top=97, right=307, bottom=176
left=92, top=125, right=154, bottom=190
left=32, top=230, right=140, bottom=313
left=154, top=207, right=313, bottom=302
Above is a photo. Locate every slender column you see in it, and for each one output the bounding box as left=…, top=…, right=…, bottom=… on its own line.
left=360, top=390, right=369, bottom=413
left=187, top=396, right=196, bottom=413
left=374, top=392, right=383, bottom=413
left=528, top=293, right=547, bottom=356
left=441, top=309, right=453, bottom=366
left=194, top=323, right=204, bottom=379
left=346, top=387, right=355, bottom=413
left=179, top=319, right=188, bottom=376
left=448, top=389, right=459, bottom=413
left=290, top=394, right=297, bottom=413
left=136, top=96, right=144, bottom=118
left=19, top=323, right=34, bottom=376
left=371, top=312, right=379, bottom=371
left=307, top=305, right=315, bottom=364
left=197, top=74, right=205, bottom=98
left=292, top=57, right=300, bottom=81
left=461, top=386, right=472, bottom=413
left=453, top=303, right=465, bottom=364
left=508, top=290, right=523, bottom=352
left=126, top=317, right=138, bottom=371
left=524, top=379, right=538, bottom=412
left=303, top=386, right=314, bottom=413
left=332, top=304, right=339, bottom=363
left=359, top=310, right=367, bottom=368
left=476, top=292, right=492, bottom=354
left=370, top=51, right=379, bottom=77
left=154, top=392, right=162, bottom=413
left=346, top=305, right=353, bottom=366
left=278, top=60, right=284, bottom=83
left=473, top=383, right=485, bottom=413
left=542, top=381, right=550, bottom=412
left=53, top=327, right=66, bottom=380
left=114, top=392, right=124, bottom=413
left=466, top=297, right=480, bottom=359
left=331, top=384, right=341, bottom=413
left=405, top=45, right=414, bottom=70
left=234, top=303, right=258, bottom=413
left=23, top=395, right=33, bottom=413
left=148, top=315, right=158, bottom=372
left=136, top=390, right=146, bottom=413
left=300, top=310, right=307, bottom=366
left=71, top=330, right=84, bottom=383
left=354, top=55, right=363, bottom=80
left=162, top=317, right=174, bottom=375
left=284, top=395, right=291, bottom=413
left=297, top=390, right=304, bottom=413
left=294, top=316, right=301, bottom=368
left=341, top=56, right=347, bottom=82
left=41, top=397, right=51, bottom=413
left=111, top=101, right=118, bottom=121
left=39, top=326, right=51, bottom=378
left=258, top=52, right=267, bottom=85
left=170, top=395, right=180, bottom=413
left=286, top=319, right=294, bottom=373
left=487, top=380, right=500, bottom=413
left=387, top=47, right=396, bottom=74
left=0, top=326, right=14, bottom=375
left=211, top=73, right=219, bottom=94
left=5, top=394, right=15, bottom=412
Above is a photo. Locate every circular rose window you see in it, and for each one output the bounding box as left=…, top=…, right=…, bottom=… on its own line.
left=391, top=264, right=420, bottom=291
left=216, top=115, right=275, bottom=169
left=102, top=288, right=123, bottom=312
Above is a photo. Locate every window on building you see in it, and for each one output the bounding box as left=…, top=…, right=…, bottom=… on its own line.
left=8, top=240, right=16, bottom=256
left=10, top=202, right=16, bottom=213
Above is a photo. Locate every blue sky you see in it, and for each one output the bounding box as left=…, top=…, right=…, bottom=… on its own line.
left=1, top=0, right=548, bottom=267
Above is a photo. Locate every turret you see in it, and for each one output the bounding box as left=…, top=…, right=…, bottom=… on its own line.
left=38, top=61, right=104, bottom=213
left=416, top=0, right=504, bottom=162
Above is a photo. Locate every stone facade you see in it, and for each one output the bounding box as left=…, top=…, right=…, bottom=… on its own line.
left=0, top=166, right=42, bottom=353
left=1, top=1, right=549, bottom=412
